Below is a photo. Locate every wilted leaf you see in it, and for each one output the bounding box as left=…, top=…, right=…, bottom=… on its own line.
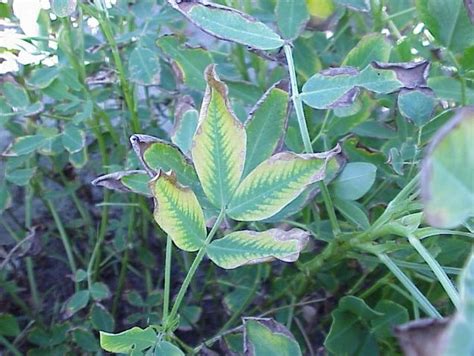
left=207, top=228, right=309, bottom=269
left=243, top=318, right=302, bottom=356
left=421, top=107, right=474, bottom=228
left=275, top=0, right=309, bottom=40
left=92, top=170, right=151, bottom=196
left=372, top=60, right=430, bottom=89
left=192, top=65, right=246, bottom=209
left=150, top=170, right=206, bottom=252
left=99, top=327, right=156, bottom=355
left=168, top=0, right=284, bottom=50
left=244, top=81, right=289, bottom=176
left=227, top=146, right=341, bottom=221
left=395, top=318, right=450, bottom=356
left=130, top=134, right=199, bottom=190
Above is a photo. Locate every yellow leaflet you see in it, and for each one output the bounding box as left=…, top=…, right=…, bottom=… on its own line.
left=150, top=171, right=206, bottom=252
left=192, top=65, right=246, bottom=209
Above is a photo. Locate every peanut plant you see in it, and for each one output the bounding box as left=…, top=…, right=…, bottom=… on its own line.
left=0, top=0, right=473, bottom=355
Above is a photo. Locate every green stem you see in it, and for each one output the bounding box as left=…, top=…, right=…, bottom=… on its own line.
left=283, top=44, right=341, bottom=235
left=166, top=209, right=226, bottom=330
left=0, top=335, right=22, bottom=356
left=24, top=183, right=40, bottom=308
left=378, top=253, right=442, bottom=318
left=162, top=235, right=173, bottom=322
left=46, top=199, right=78, bottom=291
left=407, top=234, right=461, bottom=309
left=98, top=11, right=140, bottom=133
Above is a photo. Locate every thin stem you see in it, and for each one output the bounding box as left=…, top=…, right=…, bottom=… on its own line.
left=283, top=44, right=341, bottom=235
left=407, top=234, right=461, bottom=309
left=98, top=11, right=140, bottom=133
left=378, top=253, right=442, bottom=318
left=162, top=235, right=173, bottom=322
left=46, top=199, right=78, bottom=291
left=283, top=44, right=312, bottom=153
left=24, top=182, right=40, bottom=308
left=166, top=209, right=226, bottom=329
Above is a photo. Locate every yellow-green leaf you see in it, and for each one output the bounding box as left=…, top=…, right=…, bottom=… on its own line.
left=99, top=327, right=156, bottom=355
left=150, top=171, right=206, bottom=252
left=227, top=146, right=341, bottom=221
left=192, top=65, right=246, bottom=209
left=207, top=228, right=309, bottom=269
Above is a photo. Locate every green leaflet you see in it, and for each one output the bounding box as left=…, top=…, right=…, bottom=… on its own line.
left=244, top=318, right=302, bottom=356
left=128, top=47, right=161, bottom=86
left=207, top=228, right=308, bottom=269
left=397, top=89, right=436, bottom=127
left=99, top=327, right=156, bottom=355
left=92, top=170, right=151, bottom=196
left=275, top=0, right=309, bottom=40
left=171, top=96, right=199, bottom=156
left=227, top=147, right=340, bottom=221
left=192, top=65, right=246, bottom=209
left=130, top=135, right=199, bottom=190
left=421, top=107, right=474, bottom=228
left=332, top=162, right=377, bottom=200
left=150, top=170, right=206, bottom=252
left=443, top=253, right=474, bottom=355
left=168, top=0, right=284, bottom=50
left=155, top=341, right=185, bottom=355
left=157, top=36, right=213, bottom=90
left=244, top=82, right=289, bottom=176
left=342, top=33, right=392, bottom=68
left=301, top=64, right=402, bottom=109
left=62, top=125, right=85, bottom=154
left=416, top=0, right=474, bottom=52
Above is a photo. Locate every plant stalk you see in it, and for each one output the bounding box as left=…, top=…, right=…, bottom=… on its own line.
left=162, top=235, right=173, bottom=322
left=283, top=44, right=341, bottom=236
left=166, top=209, right=226, bottom=329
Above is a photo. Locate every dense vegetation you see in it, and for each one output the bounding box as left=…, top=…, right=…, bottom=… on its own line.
left=0, top=0, right=473, bottom=354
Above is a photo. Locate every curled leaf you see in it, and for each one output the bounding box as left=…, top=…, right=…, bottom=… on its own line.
left=207, top=228, right=309, bottom=269
left=168, top=0, right=284, bottom=50
left=91, top=170, right=151, bottom=196
left=372, top=60, right=430, bottom=89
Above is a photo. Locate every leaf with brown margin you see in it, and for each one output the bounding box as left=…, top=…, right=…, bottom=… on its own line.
left=243, top=317, right=302, bottom=356
left=92, top=170, right=151, bottom=196
left=150, top=170, right=206, bottom=252
left=167, top=0, right=284, bottom=50
left=372, top=60, right=430, bottom=89
left=206, top=228, right=309, bottom=269
left=192, top=65, right=246, bottom=209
